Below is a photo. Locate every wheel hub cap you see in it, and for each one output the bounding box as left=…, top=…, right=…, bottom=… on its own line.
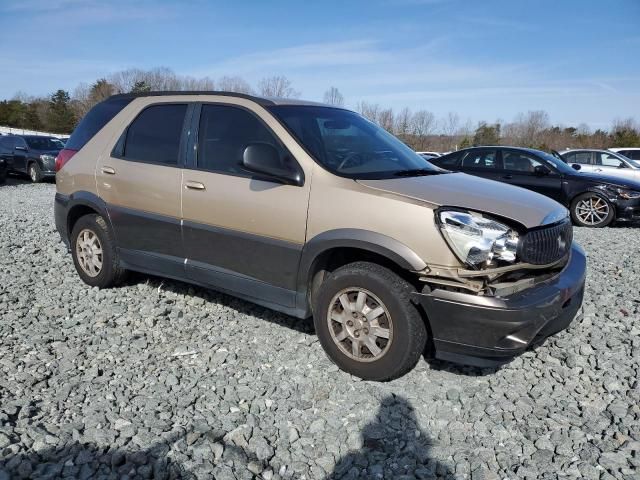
left=76, top=229, right=103, bottom=277
left=327, top=288, right=393, bottom=363
left=575, top=196, right=609, bottom=226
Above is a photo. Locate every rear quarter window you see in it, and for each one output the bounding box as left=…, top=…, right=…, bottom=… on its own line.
left=66, top=97, right=133, bottom=151
left=434, top=151, right=463, bottom=168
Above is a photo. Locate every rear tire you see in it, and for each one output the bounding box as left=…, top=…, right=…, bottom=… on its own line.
left=28, top=162, right=43, bottom=183
left=70, top=214, right=127, bottom=288
left=313, top=261, right=427, bottom=381
left=570, top=192, right=614, bottom=227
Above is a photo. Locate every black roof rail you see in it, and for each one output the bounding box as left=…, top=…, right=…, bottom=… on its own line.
left=108, top=91, right=276, bottom=106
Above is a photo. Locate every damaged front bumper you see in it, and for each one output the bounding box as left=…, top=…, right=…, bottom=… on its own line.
left=412, top=243, right=586, bottom=368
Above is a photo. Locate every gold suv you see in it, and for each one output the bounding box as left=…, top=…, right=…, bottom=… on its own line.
left=55, top=92, right=586, bottom=380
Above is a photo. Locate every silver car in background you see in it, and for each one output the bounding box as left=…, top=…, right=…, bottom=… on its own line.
left=560, top=149, right=640, bottom=181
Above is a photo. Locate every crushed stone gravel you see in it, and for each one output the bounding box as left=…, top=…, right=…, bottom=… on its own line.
left=0, top=179, right=638, bottom=479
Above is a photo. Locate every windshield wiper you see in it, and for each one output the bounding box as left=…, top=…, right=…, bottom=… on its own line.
left=393, top=168, right=446, bottom=177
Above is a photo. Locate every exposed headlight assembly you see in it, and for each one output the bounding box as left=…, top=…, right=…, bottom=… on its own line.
left=614, top=188, right=640, bottom=200
left=437, top=209, right=519, bottom=269
left=40, top=154, right=55, bottom=164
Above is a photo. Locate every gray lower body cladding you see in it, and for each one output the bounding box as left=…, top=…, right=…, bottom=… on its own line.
left=413, top=243, right=587, bottom=367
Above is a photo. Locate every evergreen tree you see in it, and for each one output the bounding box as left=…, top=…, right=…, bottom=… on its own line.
left=46, top=90, right=76, bottom=133
left=130, top=80, right=151, bottom=93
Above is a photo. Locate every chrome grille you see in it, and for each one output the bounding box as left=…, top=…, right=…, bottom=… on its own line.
left=519, top=219, right=573, bottom=265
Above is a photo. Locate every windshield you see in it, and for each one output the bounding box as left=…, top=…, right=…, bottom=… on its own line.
left=268, top=105, right=442, bottom=179
left=25, top=137, right=64, bottom=150
left=535, top=150, right=578, bottom=174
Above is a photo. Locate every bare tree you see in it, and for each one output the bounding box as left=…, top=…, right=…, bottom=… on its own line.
left=394, top=107, right=412, bottom=136
left=355, top=101, right=380, bottom=123
left=217, top=76, right=253, bottom=94
left=258, top=75, right=300, bottom=98
left=181, top=76, right=215, bottom=91
left=411, top=110, right=436, bottom=149
left=378, top=108, right=395, bottom=132
left=323, top=86, right=344, bottom=106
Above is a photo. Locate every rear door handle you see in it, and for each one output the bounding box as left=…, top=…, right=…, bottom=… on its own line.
left=101, top=166, right=116, bottom=175
left=185, top=181, right=206, bottom=190
left=502, top=174, right=513, bottom=179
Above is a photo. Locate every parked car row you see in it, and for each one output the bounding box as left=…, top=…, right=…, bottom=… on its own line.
left=430, top=146, right=640, bottom=227
left=0, top=134, right=65, bottom=183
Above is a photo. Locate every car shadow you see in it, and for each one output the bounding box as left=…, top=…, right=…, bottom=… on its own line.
left=0, top=395, right=454, bottom=479
left=128, top=272, right=315, bottom=335
left=125, top=272, right=507, bottom=377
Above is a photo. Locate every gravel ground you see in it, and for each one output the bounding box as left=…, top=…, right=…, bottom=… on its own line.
left=0, top=178, right=638, bottom=480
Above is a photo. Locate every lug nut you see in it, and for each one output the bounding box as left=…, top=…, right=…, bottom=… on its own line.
left=347, top=320, right=353, bottom=326
left=364, top=329, right=369, bottom=334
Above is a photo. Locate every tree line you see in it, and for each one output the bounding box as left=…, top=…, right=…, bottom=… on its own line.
left=1, top=66, right=638, bottom=151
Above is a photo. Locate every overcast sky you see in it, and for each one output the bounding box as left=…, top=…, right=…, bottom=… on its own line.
left=1, top=0, right=638, bottom=128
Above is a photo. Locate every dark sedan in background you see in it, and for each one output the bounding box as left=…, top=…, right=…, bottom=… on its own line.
left=0, top=135, right=63, bottom=182
left=431, top=146, right=640, bottom=227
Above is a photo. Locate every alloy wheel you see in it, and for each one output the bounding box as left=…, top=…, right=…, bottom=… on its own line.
left=75, top=229, right=103, bottom=277
left=575, top=195, right=610, bottom=226
left=327, top=287, right=393, bottom=362
left=29, top=165, right=37, bottom=182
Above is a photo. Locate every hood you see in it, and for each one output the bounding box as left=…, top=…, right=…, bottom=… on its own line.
left=573, top=170, right=640, bottom=189
left=357, top=172, right=567, bottom=229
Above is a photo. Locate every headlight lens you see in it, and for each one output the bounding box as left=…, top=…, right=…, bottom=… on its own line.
left=614, top=188, right=640, bottom=200
left=437, top=209, right=519, bottom=269
left=40, top=154, right=55, bottom=164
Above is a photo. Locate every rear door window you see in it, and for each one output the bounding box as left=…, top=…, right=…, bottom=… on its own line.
left=462, top=149, right=498, bottom=170
left=434, top=151, right=463, bottom=168
left=571, top=152, right=592, bottom=164
left=122, top=104, right=187, bottom=166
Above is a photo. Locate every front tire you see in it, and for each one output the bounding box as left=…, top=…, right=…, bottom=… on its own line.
left=70, top=214, right=127, bottom=288
left=570, top=192, right=614, bottom=227
left=28, top=162, right=43, bottom=183
left=313, top=261, right=427, bottom=381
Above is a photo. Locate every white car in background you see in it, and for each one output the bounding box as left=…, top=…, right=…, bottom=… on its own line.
left=560, top=149, right=640, bottom=181
left=609, top=147, right=640, bottom=162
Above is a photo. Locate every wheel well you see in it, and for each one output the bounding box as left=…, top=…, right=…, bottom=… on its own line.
left=67, top=205, right=98, bottom=236
left=307, top=247, right=421, bottom=306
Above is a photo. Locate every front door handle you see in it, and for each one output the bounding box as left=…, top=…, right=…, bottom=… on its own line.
left=185, top=181, right=206, bottom=190
left=101, top=166, right=116, bottom=175
left=502, top=174, right=513, bottom=179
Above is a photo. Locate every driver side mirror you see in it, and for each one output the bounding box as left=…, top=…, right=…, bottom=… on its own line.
left=571, top=163, right=581, bottom=171
left=242, top=143, right=303, bottom=186
left=534, top=165, right=551, bottom=176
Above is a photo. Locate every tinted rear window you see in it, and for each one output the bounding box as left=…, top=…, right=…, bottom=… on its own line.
left=122, top=104, right=187, bottom=165
left=66, top=97, right=133, bottom=151
left=24, top=136, right=63, bottom=150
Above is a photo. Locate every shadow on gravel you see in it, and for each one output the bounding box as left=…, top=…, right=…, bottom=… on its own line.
left=0, top=434, right=192, bottom=480
left=328, top=394, right=455, bottom=479
left=130, top=272, right=315, bottom=335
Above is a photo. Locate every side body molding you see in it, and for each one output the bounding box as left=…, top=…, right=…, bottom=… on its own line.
left=295, top=228, right=428, bottom=314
